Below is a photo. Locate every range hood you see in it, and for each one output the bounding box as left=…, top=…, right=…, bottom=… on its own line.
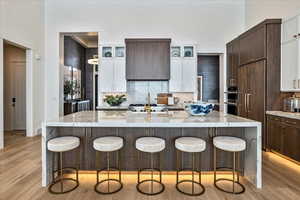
left=125, top=38, right=171, bottom=80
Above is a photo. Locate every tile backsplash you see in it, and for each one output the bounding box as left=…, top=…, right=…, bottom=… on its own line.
left=127, top=81, right=169, bottom=104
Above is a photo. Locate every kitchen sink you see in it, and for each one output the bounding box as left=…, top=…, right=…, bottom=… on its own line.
left=129, top=104, right=168, bottom=113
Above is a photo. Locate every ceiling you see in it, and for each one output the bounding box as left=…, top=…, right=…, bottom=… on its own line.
left=67, top=32, right=98, bottom=48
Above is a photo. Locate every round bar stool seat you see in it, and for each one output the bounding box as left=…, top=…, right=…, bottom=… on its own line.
left=213, top=136, right=246, bottom=195
left=136, top=137, right=165, bottom=153
left=47, top=136, right=80, bottom=194
left=135, top=137, right=166, bottom=196
left=175, top=137, right=206, bottom=153
left=93, top=136, right=124, bottom=195
left=48, top=136, right=80, bottom=152
left=175, top=137, right=206, bottom=196
left=93, top=136, right=123, bottom=152
left=213, top=136, right=246, bottom=152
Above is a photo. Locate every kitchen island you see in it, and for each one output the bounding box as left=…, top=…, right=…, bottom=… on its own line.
left=42, top=111, right=261, bottom=188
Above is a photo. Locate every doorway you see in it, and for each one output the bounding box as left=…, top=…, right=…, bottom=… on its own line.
left=59, top=32, right=99, bottom=116
left=197, top=55, right=223, bottom=110
left=3, top=42, right=27, bottom=142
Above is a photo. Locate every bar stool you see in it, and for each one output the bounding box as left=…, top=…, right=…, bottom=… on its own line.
left=93, top=136, right=123, bottom=195
left=213, top=136, right=246, bottom=194
left=47, top=136, right=80, bottom=194
left=135, top=137, right=165, bottom=195
left=175, top=137, right=206, bottom=196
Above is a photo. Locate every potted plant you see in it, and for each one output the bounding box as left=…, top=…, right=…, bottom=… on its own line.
left=64, top=80, right=75, bottom=100
left=103, top=94, right=127, bottom=106
left=64, top=80, right=81, bottom=100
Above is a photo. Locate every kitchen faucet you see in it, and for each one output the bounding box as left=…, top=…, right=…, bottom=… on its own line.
left=145, top=92, right=151, bottom=113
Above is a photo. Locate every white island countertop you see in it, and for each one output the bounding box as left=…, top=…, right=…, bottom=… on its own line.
left=42, top=111, right=262, bottom=189
left=45, top=111, right=260, bottom=128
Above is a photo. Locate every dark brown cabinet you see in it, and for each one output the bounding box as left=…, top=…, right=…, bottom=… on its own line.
left=267, top=116, right=283, bottom=153
left=238, top=61, right=266, bottom=135
left=267, top=115, right=300, bottom=162
left=125, top=39, right=171, bottom=80
left=226, top=40, right=239, bottom=87
left=227, top=19, right=286, bottom=149
left=239, top=26, right=266, bottom=65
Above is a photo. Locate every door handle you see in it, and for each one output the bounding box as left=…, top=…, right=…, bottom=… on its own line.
left=247, top=93, right=252, bottom=112
left=245, top=94, right=248, bottom=112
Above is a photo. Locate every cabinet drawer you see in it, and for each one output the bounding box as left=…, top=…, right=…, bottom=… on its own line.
left=268, top=115, right=300, bottom=126
left=281, top=117, right=300, bottom=127
left=267, top=115, right=281, bottom=122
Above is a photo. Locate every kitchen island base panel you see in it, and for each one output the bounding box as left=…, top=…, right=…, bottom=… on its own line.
left=42, top=127, right=261, bottom=188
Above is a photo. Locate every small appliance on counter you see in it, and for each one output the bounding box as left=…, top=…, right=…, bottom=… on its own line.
left=283, top=95, right=300, bottom=112
left=156, top=93, right=179, bottom=106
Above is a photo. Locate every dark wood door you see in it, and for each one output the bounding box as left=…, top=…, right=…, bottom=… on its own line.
left=239, top=26, right=266, bottom=65
left=247, top=61, right=266, bottom=147
left=227, top=40, right=239, bottom=87
left=282, top=124, right=300, bottom=162
left=226, top=42, right=233, bottom=86
left=247, top=61, right=266, bottom=122
left=231, top=40, right=239, bottom=85
left=237, top=66, right=248, bottom=118
left=197, top=55, right=220, bottom=102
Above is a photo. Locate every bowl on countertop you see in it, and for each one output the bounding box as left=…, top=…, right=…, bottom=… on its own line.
left=185, top=102, right=214, bottom=116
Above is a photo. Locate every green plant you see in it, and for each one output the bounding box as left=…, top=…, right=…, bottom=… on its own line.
left=64, top=80, right=81, bottom=99
left=104, top=94, right=126, bottom=106
left=64, top=80, right=75, bottom=96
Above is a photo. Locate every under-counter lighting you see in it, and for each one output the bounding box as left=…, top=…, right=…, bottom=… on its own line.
left=265, top=152, right=300, bottom=171
left=75, top=171, right=242, bottom=185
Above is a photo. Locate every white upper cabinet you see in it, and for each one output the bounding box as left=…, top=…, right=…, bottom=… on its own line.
left=181, top=58, right=197, bottom=92
left=169, top=59, right=182, bottom=92
left=99, top=45, right=126, bottom=92
left=281, top=40, right=299, bottom=91
left=113, top=59, right=126, bottom=92
left=169, top=45, right=196, bottom=93
left=99, top=59, right=114, bottom=92
left=281, top=15, right=300, bottom=91
left=282, top=16, right=299, bottom=43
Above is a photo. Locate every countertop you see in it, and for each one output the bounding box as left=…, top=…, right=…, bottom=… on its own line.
left=96, top=105, right=185, bottom=110
left=96, top=105, right=129, bottom=110
left=266, top=111, right=300, bottom=120
left=45, top=111, right=260, bottom=128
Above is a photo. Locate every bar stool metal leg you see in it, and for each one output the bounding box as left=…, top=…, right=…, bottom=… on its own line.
left=175, top=150, right=205, bottom=196
left=94, top=151, right=123, bottom=195
left=48, top=152, right=79, bottom=194
left=136, top=152, right=165, bottom=195
left=213, top=147, right=245, bottom=194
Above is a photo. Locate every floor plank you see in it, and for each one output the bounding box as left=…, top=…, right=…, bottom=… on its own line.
left=0, top=135, right=300, bottom=200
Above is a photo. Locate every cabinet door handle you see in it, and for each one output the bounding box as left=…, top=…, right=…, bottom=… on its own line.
left=244, top=94, right=247, bottom=112
left=285, top=120, right=297, bottom=125
left=247, top=93, right=252, bottom=112
left=294, top=80, right=297, bottom=89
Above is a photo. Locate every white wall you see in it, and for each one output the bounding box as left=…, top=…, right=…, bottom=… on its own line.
left=0, top=0, right=45, bottom=146
left=245, top=0, right=300, bottom=28
left=45, top=0, right=245, bottom=120
left=0, top=39, right=3, bottom=149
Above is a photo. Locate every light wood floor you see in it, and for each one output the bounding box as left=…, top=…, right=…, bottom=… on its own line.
left=0, top=135, right=300, bottom=200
